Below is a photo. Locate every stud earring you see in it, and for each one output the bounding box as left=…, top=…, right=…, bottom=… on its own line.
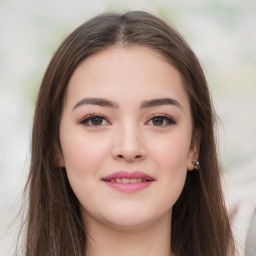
left=192, top=161, right=200, bottom=170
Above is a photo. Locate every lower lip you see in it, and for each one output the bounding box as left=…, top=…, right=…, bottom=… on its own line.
left=103, top=181, right=153, bottom=192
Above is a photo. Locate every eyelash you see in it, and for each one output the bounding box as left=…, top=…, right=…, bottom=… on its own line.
left=79, top=114, right=110, bottom=126
left=146, top=114, right=177, bottom=127
left=79, top=114, right=176, bottom=127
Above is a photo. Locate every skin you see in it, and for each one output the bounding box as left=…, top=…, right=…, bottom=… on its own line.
left=58, top=46, right=199, bottom=256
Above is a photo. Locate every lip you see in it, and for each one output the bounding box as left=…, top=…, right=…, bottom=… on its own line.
left=103, top=171, right=154, bottom=181
left=102, top=171, right=154, bottom=192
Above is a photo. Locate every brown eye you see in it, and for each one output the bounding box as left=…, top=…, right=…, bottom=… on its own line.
left=80, top=114, right=110, bottom=126
left=91, top=117, right=103, bottom=125
left=146, top=115, right=177, bottom=127
left=152, top=117, right=164, bottom=126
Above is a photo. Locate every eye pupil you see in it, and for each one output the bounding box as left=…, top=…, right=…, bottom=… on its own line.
left=91, top=117, right=103, bottom=125
left=153, top=117, right=163, bottom=126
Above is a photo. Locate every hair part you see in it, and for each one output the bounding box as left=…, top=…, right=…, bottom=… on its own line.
left=20, top=11, right=235, bottom=256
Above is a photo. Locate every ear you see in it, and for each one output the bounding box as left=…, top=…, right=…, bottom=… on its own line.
left=54, top=144, right=65, bottom=167
left=187, top=130, right=201, bottom=171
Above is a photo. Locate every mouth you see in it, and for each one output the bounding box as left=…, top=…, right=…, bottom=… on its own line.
left=102, top=171, right=154, bottom=192
left=103, top=177, right=152, bottom=184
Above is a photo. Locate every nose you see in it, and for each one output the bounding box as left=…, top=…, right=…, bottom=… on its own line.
left=111, top=122, right=146, bottom=162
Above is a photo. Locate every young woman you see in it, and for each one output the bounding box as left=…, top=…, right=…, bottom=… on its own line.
left=20, top=11, right=235, bottom=256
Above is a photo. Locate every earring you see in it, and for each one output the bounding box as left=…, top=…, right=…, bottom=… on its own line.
left=192, top=161, right=200, bottom=170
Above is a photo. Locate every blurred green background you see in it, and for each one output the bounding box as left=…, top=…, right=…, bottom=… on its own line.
left=0, top=0, right=255, bottom=254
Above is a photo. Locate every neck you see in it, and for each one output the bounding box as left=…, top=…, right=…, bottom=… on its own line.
left=84, top=212, right=173, bottom=256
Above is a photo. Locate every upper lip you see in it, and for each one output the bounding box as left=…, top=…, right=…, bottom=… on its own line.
left=102, top=171, right=154, bottom=181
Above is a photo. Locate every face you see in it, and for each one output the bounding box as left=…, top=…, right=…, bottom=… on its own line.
left=59, top=46, right=199, bottom=230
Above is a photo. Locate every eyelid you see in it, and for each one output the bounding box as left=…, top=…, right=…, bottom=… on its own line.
left=78, top=113, right=176, bottom=126
left=79, top=113, right=111, bottom=126
left=145, top=113, right=177, bottom=126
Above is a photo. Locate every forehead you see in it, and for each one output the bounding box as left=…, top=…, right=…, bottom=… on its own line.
left=65, top=46, right=190, bottom=113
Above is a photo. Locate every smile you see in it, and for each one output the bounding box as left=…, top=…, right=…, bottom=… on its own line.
left=102, top=171, right=154, bottom=192
left=108, top=178, right=148, bottom=183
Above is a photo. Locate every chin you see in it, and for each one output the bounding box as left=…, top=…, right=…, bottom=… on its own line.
left=104, top=215, right=156, bottom=230
left=100, top=206, right=171, bottom=231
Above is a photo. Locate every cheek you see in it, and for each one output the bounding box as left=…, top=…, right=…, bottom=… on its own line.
left=156, top=138, right=188, bottom=179
left=148, top=131, right=191, bottom=170
left=60, top=131, right=110, bottom=179
left=147, top=133, right=190, bottom=204
left=60, top=132, right=111, bottom=209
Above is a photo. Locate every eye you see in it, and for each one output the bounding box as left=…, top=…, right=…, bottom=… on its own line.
left=146, top=114, right=176, bottom=127
left=80, top=114, right=110, bottom=126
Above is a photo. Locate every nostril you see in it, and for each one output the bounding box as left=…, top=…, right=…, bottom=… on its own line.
left=114, top=153, right=145, bottom=161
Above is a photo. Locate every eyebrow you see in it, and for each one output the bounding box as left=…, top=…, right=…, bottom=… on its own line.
left=73, top=97, right=183, bottom=111
left=140, top=98, right=183, bottom=110
left=73, top=98, right=118, bottom=110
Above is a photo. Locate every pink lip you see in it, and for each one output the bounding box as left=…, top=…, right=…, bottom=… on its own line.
left=102, top=171, right=154, bottom=192
left=103, top=171, right=154, bottom=181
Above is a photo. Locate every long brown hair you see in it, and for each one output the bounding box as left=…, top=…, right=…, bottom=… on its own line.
left=20, top=11, right=235, bottom=256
